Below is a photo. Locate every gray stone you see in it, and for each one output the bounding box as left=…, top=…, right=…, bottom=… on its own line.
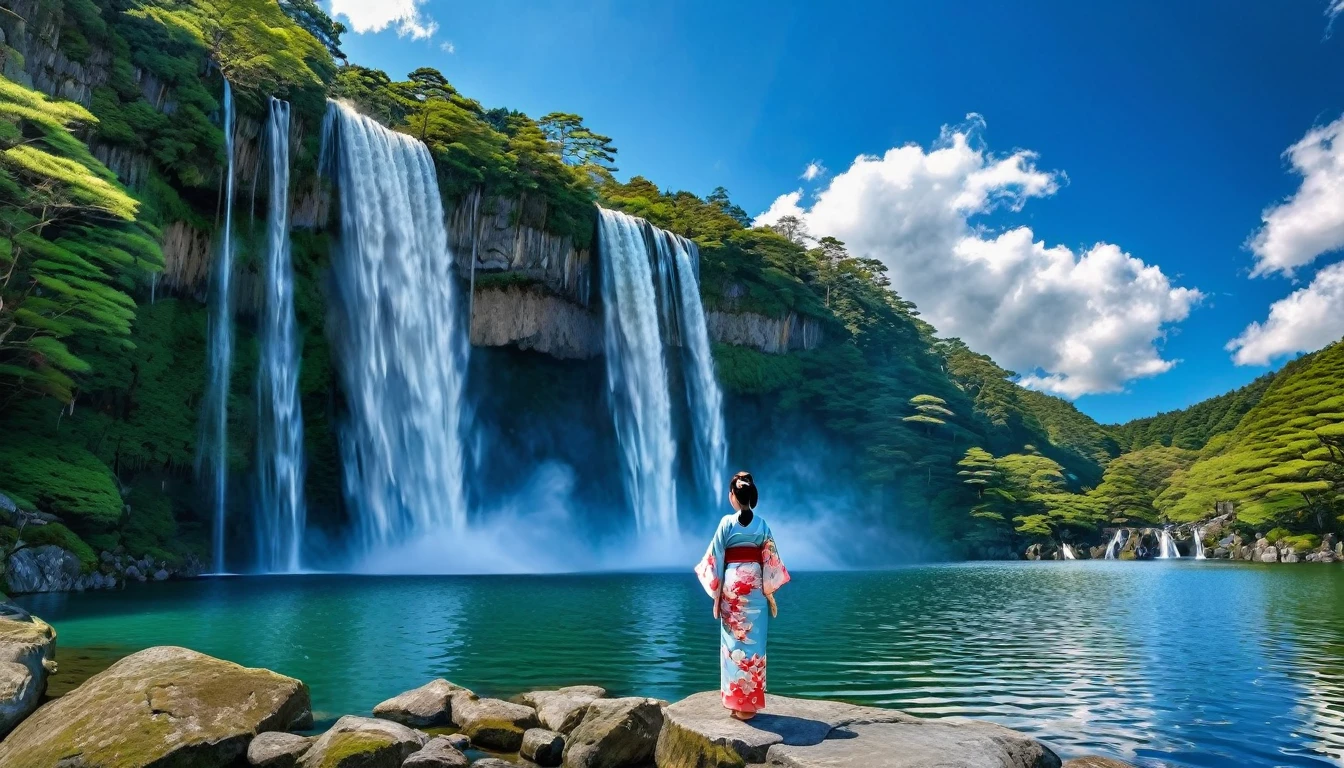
left=564, top=696, right=664, bottom=768
left=764, top=721, right=1060, bottom=768
left=247, top=731, right=313, bottom=767
left=372, top=678, right=462, bottom=727
left=299, top=715, right=426, bottom=768
left=401, top=735, right=469, bottom=767
left=656, top=691, right=914, bottom=768
left=522, top=727, right=565, bottom=766
left=443, top=732, right=470, bottom=750
left=154, top=568, right=170, bottom=581
left=452, top=692, right=539, bottom=751
left=126, top=564, right=142, bottom=580
left=1281, top=547, right=1299, bottom=564
left=0, top=646, right=312, bottom=767
left=1063, top=757, right=1137, bottom=768
left=517, top=685, right=608, bottom=733
left=5, top=545, right=83, bottom=593
left=0, top=608, right=56, bottom=736
left=100, top=549, right=115, bottom=563
left=0, top=492, right=15, bottom=515
left=1260, top=547, right=1279, bottom=563
left=472, top=760, right=519, bottom=768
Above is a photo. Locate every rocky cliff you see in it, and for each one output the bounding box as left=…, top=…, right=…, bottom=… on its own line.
left=470, top=285, right=601, bottom=360
left=707, top=310, right=823, bottom=353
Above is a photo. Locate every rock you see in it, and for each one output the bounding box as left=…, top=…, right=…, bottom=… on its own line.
left=0, top=646, right=312, bottom=767
left=1260, top=547, right=1279, bottom=563
left=299, top=715, right=426, bottom=768
left=1212, top=547, right=1228, bottom=559
left=522, top=727, right=565, bottom=766
left=706, top=310, right=823, bottom=354
left=443, top=732, right=470, bottom=750
left=372, top=678, right=462, bottom=727
left=656, top=691, right=914, bottom=768
left=564, top=697, right=664, bottom=768
left=1281, top=547, right=1299, bottom=564
left=765, top=721, right=1061, bottom=768
left=154, top=568, right=170, bottom=581
left=452, top=692, right=539, bottom=751
left=470, top=285, right=603, bottom=359
left=402, top=735, right=469, bottom=768
left=5, top=545, right=83, bottom=593
left=0, top=492, right=15, bottom=515
left=126, top=564, right=142, bottom=580
left=247, top=731, right=313, bottom=767
left=1063, top=758, right=1137, bottom=768
left=517, top=685, right=608, bottom=733
left=0, top=605, right=57, bottom=736
left=472, top=760, right=519, bottom=768
left=1240, top=545, right=1254, bottom=561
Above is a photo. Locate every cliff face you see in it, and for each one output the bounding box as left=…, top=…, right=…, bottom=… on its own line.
left=0, top=0, right=108, bottom=105
left=706, top=310, right=823, bottom=354
left=470, top=285, right=601, bottom=360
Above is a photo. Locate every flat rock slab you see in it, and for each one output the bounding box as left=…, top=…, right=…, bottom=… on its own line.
left=373, top=678, right=464, bottom=727
left=0, top=645, right=311, bottom=768
left=764, top=722, right=1060, bottom=768
left=247, top=731, right=313, bottom=767
left=656, top=691, right=916, bottom=768
left=518, top=685, right=608, bottom=734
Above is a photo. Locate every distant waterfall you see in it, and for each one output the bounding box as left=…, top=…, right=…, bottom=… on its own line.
left=1193, top=526, right=1207, bottom=560
left=1105, top=530, right=1125, bottom=560
left=321, top=100, right=470, bottom=549
left=199, top=78, right=236, bottom=574
left=255, top=97, right=305, bottom=573
left=598, top=209, right=678, bottom=536
left=1061, top=543, right=1077, bottom=560
left=660, top=232, right=727, bottom=508
left=1157, top=529, right=1180, bottom=559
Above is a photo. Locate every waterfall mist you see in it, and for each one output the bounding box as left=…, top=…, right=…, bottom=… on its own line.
left=321, top=100, right=470, bottom=554
left=255, top=97, right=306, bottom=573
left=199, top=77, right=236, bottom=574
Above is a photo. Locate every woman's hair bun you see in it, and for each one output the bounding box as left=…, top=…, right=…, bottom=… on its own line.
left=730, top=471, right=758, bottom=510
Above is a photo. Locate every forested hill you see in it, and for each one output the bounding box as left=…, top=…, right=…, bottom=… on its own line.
left=0, top=0, right=1339, bottom=577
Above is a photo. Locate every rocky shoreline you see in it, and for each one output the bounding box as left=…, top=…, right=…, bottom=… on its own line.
left=0, top=606, right=1135, bottom=768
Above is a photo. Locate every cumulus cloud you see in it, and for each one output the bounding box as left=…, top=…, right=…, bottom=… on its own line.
left=1227, top=261, right=1344, bottom=365
left=755, top=115, right=1201, bottom=398
left=1247, top=115, right=1344, bottom=277
left=801, top=161, right=826, bottom=181
left=328, top=0, right=438, bottom=39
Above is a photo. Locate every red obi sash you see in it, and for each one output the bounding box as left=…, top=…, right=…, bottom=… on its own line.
left=725, top=546, right=762, bottom=564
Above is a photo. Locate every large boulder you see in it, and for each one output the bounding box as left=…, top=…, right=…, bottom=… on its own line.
left=299, top=715, right=426, bottom=768
left=1260, top=547, right=1280, bottom=563
left=372, top=678, right=463, bottom=727
left=5, top=544, right=83, bottom=593
left=401, top=735, right=469, bottom=767
left=452, top=691, right=539, bottom=751
left=0, top=604, right=57, bottom=736
left=247, top=732, right=313, bottom=767
left=655, top=691, right=1057, bottom=768
left=0, top=646, right=312, bottom=767
left=522, top=727, right=566, bottom=766
left=563, top=696, right=664, bottom=768
left=516, top=685, right=607, bottom=733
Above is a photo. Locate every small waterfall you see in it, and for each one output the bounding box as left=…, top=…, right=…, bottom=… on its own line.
left=1157, top=529, right=1180, bottom=559
left=199, top=77, right=236, bottom=574
left=1105, top=530, right=1125, bottom=560
left=598, top=209, right=678, bottom=536
left=659, top=232, right=727, bottom=508
left=1061, top=543, right=1077, bottom=560
left=1193, top=526, right=1207, bottom=560
left=321, top=100, right=470, bottom=550
left=255, top=97, right=306, bottom=573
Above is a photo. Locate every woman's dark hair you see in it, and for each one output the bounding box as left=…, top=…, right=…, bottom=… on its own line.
left=730, top=472, right=758, bottom=523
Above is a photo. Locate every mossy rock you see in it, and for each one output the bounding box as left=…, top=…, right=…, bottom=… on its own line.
left=299, top=715, right=426, bottom=768
left=0, top=646, right=311, bottom=768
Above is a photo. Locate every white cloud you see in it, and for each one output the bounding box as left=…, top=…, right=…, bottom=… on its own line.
left=1227, top=260, right=1344, bottom=365
left=1247, top=115, right=1344, bottom=277
left=801, top=161, right=826, bottom=181
left=328, top=0, right=438, bottom=39
left=755, top=115, right=1201, bottom=398
left=440, top=41, right=456, bottom=54
left=1328, top=0, right=1344, bottom=38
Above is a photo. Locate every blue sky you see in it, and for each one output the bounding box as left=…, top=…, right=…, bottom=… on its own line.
left=331, top=0, right=1344, bottom=424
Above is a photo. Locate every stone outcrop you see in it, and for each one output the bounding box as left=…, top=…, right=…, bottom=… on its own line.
left=564, top=696, right=665, bottom=768
left=522, top=727, right=566, bottom=766
left=516, top=684, right=609, bottom=734
left=372, top=678, right=462, bottom=727
left=402, top=735, right=470, bottom=768
left=655, top=691, right=1058, bottom=768
left=0, top=646, right=312, bottom=767
left=247, top=731, right=314, bottom=767
left=451, top=690, right=540, bottom=751
left=706, top=310, right=823, bottom=354
left=471, top=285, right=603, bottom=359
left=299, top=715, right=426, bottom=768
left=4, top=544, right=83, bottom=593
left=0, top=603, right=56, bottom=737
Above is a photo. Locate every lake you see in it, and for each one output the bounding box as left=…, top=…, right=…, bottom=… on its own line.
left=15, top=561, right=1344, bottom=767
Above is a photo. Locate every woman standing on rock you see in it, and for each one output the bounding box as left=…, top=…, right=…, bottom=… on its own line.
left=695, top=471, right=790, bottom=720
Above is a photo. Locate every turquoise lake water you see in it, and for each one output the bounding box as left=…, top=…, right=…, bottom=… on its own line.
left=15, top=561, right=1344, bottom=767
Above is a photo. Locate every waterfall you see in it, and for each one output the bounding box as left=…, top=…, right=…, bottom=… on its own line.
left=1061, top=543, right=1077, bottom=560
left=1157, top=529, right=1180, bottom=559
left=598, top=209, right=678, bottom=536
left=660, top=231, right=728, bottom=508
left=1105, top=530, right=1125, bottom=560
left=321, top=100, right=470, bottom=550
left=1193, top=526, right=1207, bottom=560
left=199, top=77, right=236, bottom=574
left=255, top=97, right=306, bottom=573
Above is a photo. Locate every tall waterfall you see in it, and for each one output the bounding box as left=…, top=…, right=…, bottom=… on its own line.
left=1157, top=529, right=1180, bottom=559
left=1193, top=526, right=1206, bottom=560
left=255, top=97, right=306, bottom=573
left=660, top=232, right=727, bottom=507
left=199, top=78, right=236, bottom=573
left=598, top=209, right=678, bottom=536
left=1105, top=530, right=1125, bottom=560
left=321, top=100, right=470, bottom=549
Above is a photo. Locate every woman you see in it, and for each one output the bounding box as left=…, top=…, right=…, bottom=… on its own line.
left=695, top=471, right=790, bottom=720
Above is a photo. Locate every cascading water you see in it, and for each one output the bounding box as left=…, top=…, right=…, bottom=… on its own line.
left=321, top=100, right=470, bottom=550
left=659, top=232, right=727, bottom=508
left=1158, top=529, right=1180, bottom=559
left=1105, top=530, right=1125, bottom=560
left=255, top=97, right=306, bottom=573
left=199, top=77, right=236, bottom=573
left=1061, top=543, right=1077, bottom=560
left=1193, top=526, right=1207, bottom=560
left=597, top=209, right=678, bottom=536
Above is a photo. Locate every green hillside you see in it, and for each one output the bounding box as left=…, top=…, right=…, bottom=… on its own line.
left=1108, top=373, right=1275, bottom=451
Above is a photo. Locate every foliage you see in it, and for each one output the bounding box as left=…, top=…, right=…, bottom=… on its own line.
left=0, top=436, right=123, bottom=535
left=1110, top=373, right=1275, bottom=451
left=1088, top=445, right=1197, bottom=525
left=11, top=521, right=98, bottom=571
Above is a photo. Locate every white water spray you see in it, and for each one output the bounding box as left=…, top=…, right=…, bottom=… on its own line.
left=1061, top=543, right=1077, bottom=560
left=321, top=100, right=470, bottom=551
left=598, top=209, right=678, bottom=537
left=1105, top=530, right=1125, bottom=560
left=199, top=78, right=235, bottom=573
left=1158, top=529, right=1180, bottom=559
left=255, top=97, right=306, bottom=573
left=1193, top=526, right=1206, bottom=560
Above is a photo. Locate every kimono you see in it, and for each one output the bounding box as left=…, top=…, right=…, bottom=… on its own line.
left=695, top=513, right=790, bottom=713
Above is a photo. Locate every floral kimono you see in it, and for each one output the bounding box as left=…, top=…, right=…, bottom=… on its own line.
left=695, top=513, right=790, bottom=713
